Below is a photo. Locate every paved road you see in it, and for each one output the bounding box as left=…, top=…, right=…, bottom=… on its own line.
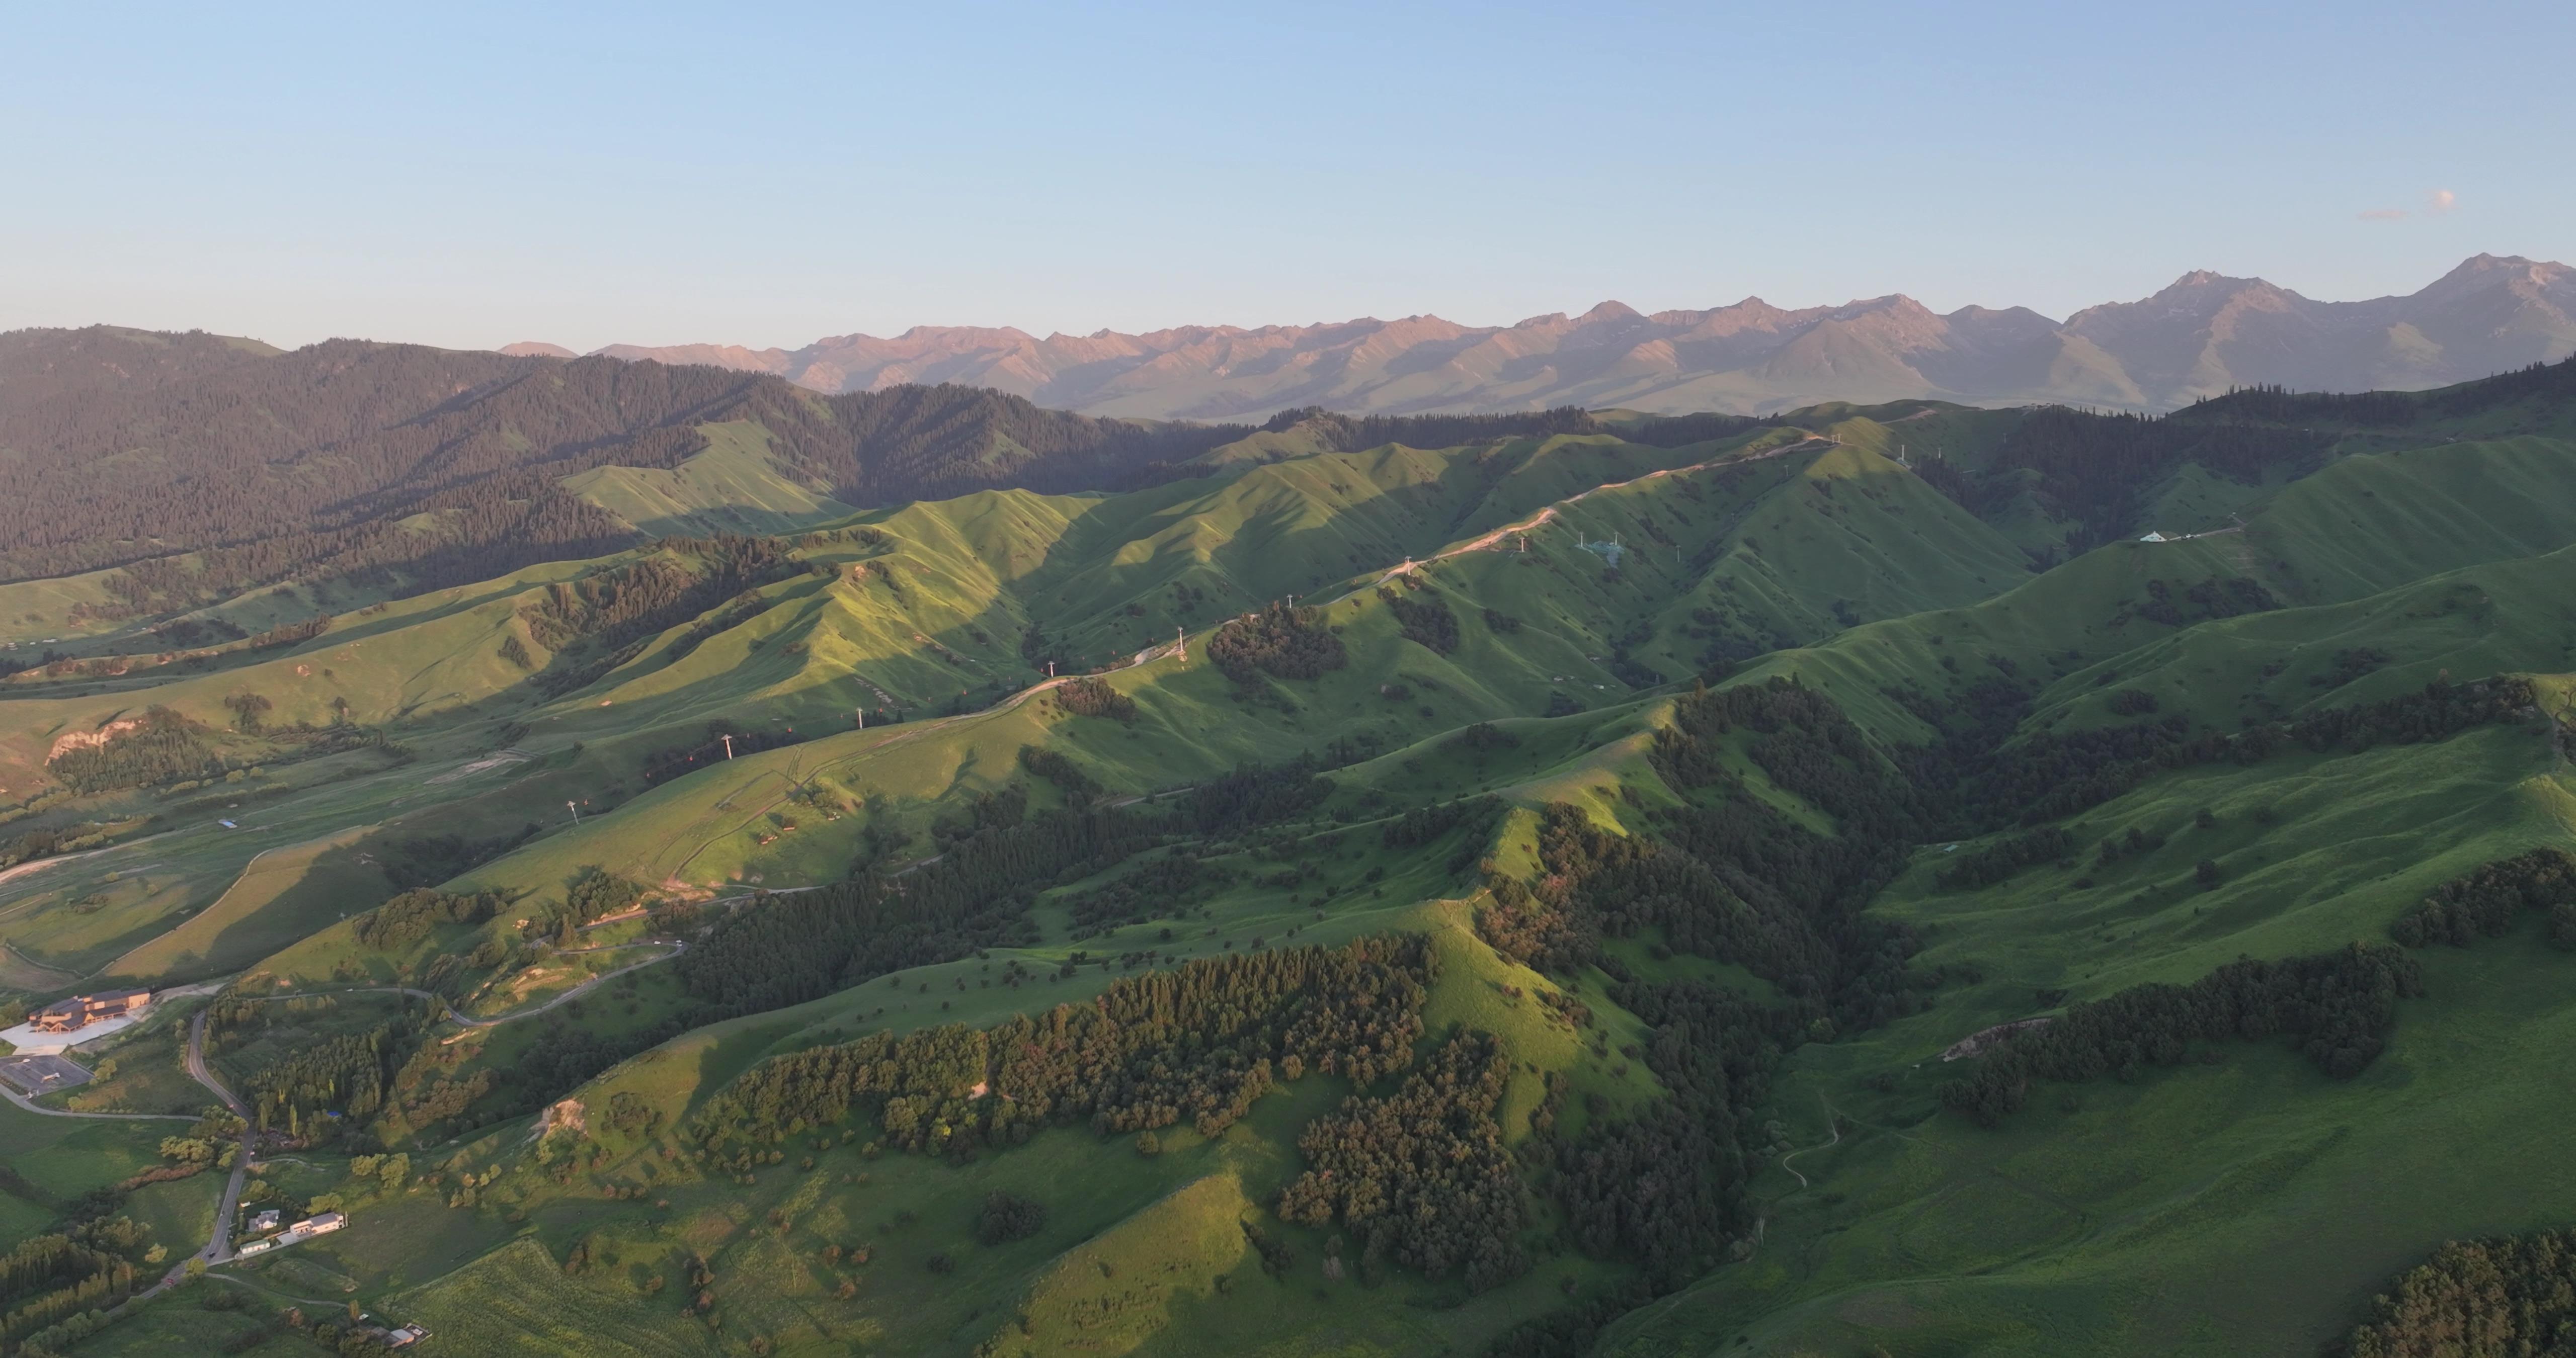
left=0, top=1081, right=197, bottom=1121
left=183, top=1009, right=255, bottom=1268
left=100, top=946, right=691, bottom=1307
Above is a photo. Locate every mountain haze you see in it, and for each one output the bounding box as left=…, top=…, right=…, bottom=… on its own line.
left=573, top=254, right=2576, bottom=418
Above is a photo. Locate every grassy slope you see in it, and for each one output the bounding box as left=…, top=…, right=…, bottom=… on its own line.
left=0, top=1099, right=178, bottom=1242
left=1734, top=434, right=2576, bottom=745
left=565, top=419, right=857, bottom=539
left=15, top=385, right=2576, bottom=1357
left=1603, top=749, right=2576, bottom=1357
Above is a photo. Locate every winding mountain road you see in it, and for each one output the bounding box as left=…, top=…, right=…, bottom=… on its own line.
left=183, top=1009, right=255, bottom=1267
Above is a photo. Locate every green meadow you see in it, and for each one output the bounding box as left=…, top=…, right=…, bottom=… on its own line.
left=5, top=368, right=2576, bottom=1355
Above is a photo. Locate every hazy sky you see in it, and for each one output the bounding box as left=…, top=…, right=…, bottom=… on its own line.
left=5, top=1, right=2568, bottom=352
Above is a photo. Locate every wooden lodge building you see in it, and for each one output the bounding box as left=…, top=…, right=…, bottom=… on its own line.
left=29, top=988, right=151, bottom=1033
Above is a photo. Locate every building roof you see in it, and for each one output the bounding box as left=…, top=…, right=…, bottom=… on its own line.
left=38, top=987, right=149, bottom=1012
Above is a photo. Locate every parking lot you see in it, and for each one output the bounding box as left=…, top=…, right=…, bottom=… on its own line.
left=0, top=1054, right=94, bottom=1096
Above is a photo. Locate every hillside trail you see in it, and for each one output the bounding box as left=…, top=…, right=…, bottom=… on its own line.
left=1777, top=1095, right=1842, bottom=1191
left=203, top=938, right=683, bottom=1046
left=664, top=644, right=1182, bottom=882
left=1348, top=434, right=1834, bottom=599
left=434, top=940, right=684, bottom=1044
left=583, top=886, right=824, bottom=930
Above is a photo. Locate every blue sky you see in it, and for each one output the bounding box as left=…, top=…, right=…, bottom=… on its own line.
left=3, top=1, right=2567, bottom=351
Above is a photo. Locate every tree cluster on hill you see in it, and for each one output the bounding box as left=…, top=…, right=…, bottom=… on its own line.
left=207, top=996, right=430, bottom=1143
left=1015, top=745, right=1102, bottom=804
left=1484, top=679, right=1927, bottom=1027
left=350, top=888, right=502, bottom=952
left=103, top=477, right=637, bottom=623
left=692, top=937, right=1433, bottom=1156
left=1936, top=826, right=2074, bottom=890
left=1989, top=404, right=2333, bottom=548
left=1936, top=943, right=2423, bottom=1127
left=0, top=820, right=129, bottom=873
left=1549, top=981, right=1795, bottom=1287
left=44, top=707, right=225, bottom=794
left=520, top=534, right=803, bottom=695
left=247, top=614, right=333, bottom=650
left=1206, top=603, right=1345, bottom=685
left=675, top=806, right=1159, bottom=1020
left=2410, top=351, right=2576, bottom=414
left=2177, top=382, right=2426, bottom=429
left=1183, top=755, right=1333, bottom=836
left=1466, top=682, right=1944, bottom=1293
left=2113, top=576, right=2281, bottom=629
left=564, top=867, right=650, bottom=924
left=0, top=1230, right=138, bottom=1351
left=1900, top=675, right=2541, bottom=834
left=1276, top=1032, right=1527, bottom=1291
left=2340, top=1226, right=2576, bottom=1357
left=1044, top=675, right=1136, bottom=723
left=1377, top=584, right=1460, bottom=654
left=976, top=1192, right=1046, bottom=1245
left=1380, top=795, right=1504, bottom=852
left=1061, top=852, right=1233, bottom=936
left=2388, top=846, right=2576, bottom=949
left=818, top=383, right=1246, bottom=503
left=1909, top=452, right=1981, bottom=514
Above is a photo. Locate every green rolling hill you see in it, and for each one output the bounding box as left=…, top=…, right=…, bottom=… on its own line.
left=1, top=353, right=2572, bottom=1358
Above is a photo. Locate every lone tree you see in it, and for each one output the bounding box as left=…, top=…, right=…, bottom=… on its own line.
left=977, top=1191, right=1046, bottom=1245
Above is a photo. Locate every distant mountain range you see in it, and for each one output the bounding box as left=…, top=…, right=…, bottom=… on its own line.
left=518, top=254, right=2576, bottom=418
